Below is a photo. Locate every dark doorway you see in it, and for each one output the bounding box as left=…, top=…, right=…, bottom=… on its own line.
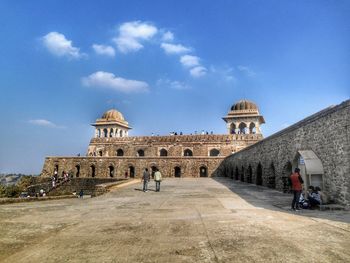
left=117, top=149, right=124, bottom=156
left=90, top=165, right=96, bottom=177
left=256, top=163, right=263, bottom=185
left=129, top=166, right=135, bottom=178
left=75, top=165, right=80, bottom=178
left=235, top=167, right=239, bottom=180
left=109, top=166, right=114, bottom=177
left=282, top=162, right=292, bottom=193
left=200, top=166, right=208, bottom=177
left=174, top=167, right=181, bottom=178
left=247, top=165, right=252, bottom=183
left=151, top=166, right=157, bottom=179
left=240, top=166, right=245, bottom=182
left=268, top=163, right=276, bottom=189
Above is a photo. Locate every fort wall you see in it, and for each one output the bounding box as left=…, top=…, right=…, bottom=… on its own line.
left=215, top=100, right=350, bottom=206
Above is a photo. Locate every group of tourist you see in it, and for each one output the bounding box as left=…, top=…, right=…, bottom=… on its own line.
left=142, top=168, right=162, bottom=192
left=290, top=168, right=324, bottom=210
left=52, top=169, right=70, bottom=188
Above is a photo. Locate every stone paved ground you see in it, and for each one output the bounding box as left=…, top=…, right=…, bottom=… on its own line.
left=0, top=178, right=349, bottom=263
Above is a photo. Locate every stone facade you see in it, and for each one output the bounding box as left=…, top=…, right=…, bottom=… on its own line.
left=215, top=100, right=350, bottom=207
left=41, top=99, right=264, bottom=179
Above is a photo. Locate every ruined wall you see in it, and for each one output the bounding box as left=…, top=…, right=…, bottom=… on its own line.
left=216, top=100, right=350, bottom=206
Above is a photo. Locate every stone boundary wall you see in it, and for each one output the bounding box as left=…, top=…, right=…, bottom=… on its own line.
left=215, top=100, right=350, bottom=206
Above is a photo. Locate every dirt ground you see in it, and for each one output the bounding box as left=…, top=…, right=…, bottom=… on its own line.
left=0, top=178, right=349, bottom=263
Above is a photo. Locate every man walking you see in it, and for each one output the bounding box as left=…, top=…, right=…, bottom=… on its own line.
left=154, top=168, right=162, bottom=192
left=290, top=167, right=304, bottom=210
left=142, top=168, right=150, bottom=192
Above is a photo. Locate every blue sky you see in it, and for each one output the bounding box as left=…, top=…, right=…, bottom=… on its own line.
left=0, top=0, right=349, bottom=174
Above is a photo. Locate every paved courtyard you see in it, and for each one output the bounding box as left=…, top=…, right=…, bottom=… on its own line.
left=0, top=178, right=349, bottom=263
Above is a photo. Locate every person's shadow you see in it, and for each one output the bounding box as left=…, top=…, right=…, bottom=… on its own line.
left=134, top=188, right=156, bottom=192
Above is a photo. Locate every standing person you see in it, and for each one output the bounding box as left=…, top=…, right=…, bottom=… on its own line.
left=290, top=167, right=304, bottom=211
left=142, top=168, right=150, bottom=192
left=154, top=168, right=162, bottom=192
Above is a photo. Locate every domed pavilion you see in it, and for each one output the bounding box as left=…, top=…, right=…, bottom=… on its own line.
left=92, top=109, right=132, bottom=138
left=223, top=99, right=265, bottom=135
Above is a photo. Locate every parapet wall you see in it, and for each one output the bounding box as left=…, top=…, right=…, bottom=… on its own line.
left=215, top=100, right=350, bottom=206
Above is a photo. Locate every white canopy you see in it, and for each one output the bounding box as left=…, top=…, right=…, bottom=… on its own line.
left=298, top=150, right=324, bottom=175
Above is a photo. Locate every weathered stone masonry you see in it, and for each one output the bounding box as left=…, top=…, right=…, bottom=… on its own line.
left=215, top=100, right=350, bottom=207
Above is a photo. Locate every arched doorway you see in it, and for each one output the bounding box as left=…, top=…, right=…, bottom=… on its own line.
left=174, top=167, right=181, bottom=178
left=109, top=165, right=114, bottom=177
left=75, top=165, right=80, bottom=178
left=282, top=162, right=292, bottom=193
left=200, top=166, right=208, bottom=177
left=256, top=163, right=263, bottom=185
left=247, top=165, right=252, bottom=183
left=90, top=165, right=96, bottom=177
left=151, top=166, right=157, bottom=179
left=129, top=166, right=135, bottom=178
left=293, top=150, right=324, bottom=190
left=235, top=166, right=239, bottom=180
left=240, top=166, right=245, bottom=182
left=268, top=163, right=276, bottom=189
left=230, top=123, right=236, bottom=134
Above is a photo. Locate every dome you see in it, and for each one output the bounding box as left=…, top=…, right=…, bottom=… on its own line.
left=101, top=109, right=125, bottom=122
left=231, top=99, right=258, bottom=111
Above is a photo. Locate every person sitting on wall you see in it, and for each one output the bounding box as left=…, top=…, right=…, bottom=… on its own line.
left=308, top=186, right=322, bottom=208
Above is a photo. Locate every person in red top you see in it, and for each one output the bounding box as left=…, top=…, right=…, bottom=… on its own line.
left=289, top=167, right=304, bottom=210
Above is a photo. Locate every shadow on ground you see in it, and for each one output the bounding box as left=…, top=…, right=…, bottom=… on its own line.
left=212, top=176, right=350, bottom=224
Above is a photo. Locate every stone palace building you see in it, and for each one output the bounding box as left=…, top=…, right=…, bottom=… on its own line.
left=41, top=99, right=265, bottom=178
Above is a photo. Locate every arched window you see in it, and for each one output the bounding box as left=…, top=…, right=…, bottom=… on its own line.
left=103, top=128, right=108, bottom=137
left=247, top=165, right=253, bottom=183
left=97, top=129, right=101, bottom=138
left=116, top=149, right=124, bottom=156
left=98, top=150, right=103, bottom=157
left=119, top=130, right=123, bottom=137
left=184, top=149, right=193, bottom=156
left=160, top=149, right=168, bottom=156
left=110, top=128, right=114, bottom=137
left=239, top=122, right=247, bottom=134
left=209, top=149, right=220, bottom=156
left=137, top=149, right=145, bottom=157
left=249, top=123, right=256, bottom=134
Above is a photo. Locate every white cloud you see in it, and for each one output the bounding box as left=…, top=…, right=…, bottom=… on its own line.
left=237, top=65, right=256, bottom=77
left=160, top=43, right=190, bottom=54
left=190, top=66, right=207, bottom=77
left=157, top=78, right=190, bottom=90
left=92, top=44, right=115, bottom=57
left=28, top=119, right=64, bottom=128
left=113, top=21, right=158, bottom=53
left=210, top=66, right=236, bottom=82
left=82, top=71, right=149, bottom=93
left=41, top=32, right=85, bottom=59
left=162, top=31, right=174, bottom=41
left=180, top=55, right=200, bottom=67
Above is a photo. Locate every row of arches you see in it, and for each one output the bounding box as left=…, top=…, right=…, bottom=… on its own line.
left=113, top=148, right=220, bottom=157
left=60, top=164, right=209, bottom=178
left=96, top=128, right=127, bottom=138
left=230, top=122, right=257, bottom=134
